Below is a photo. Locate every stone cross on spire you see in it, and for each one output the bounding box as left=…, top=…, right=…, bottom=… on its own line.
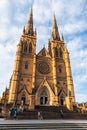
left=25, top=8, right=34, bottom=36
left=51, top=15, right=60, bottom=41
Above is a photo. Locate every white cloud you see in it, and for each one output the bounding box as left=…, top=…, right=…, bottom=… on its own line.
left=62, top=21, right=87, bottom=35
left=0, top=40, right=17, bottom=96
left=33, top=2, right=52, bottom=24
left=0, top=0, right=11, bottom=23
left=67, top=35, right=87, bottom=101
left=75, top=93, right=87, bottom=103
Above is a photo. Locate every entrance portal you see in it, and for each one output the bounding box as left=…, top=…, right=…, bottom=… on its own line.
left=40, top=97, right=43, bottom=104
left=60, top=98, right=64, bottom=105
left=21, top=95, right=26, bottom=105
left=39, top=86, right=49, bottom=105
left=40, top=96, right=48, bottom=105
left=60, top=95, right=64, bottom=105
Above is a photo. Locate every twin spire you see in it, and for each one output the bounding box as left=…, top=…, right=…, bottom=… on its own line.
left=23, top=8, right=34, bottom=36
left=25, top=8, right=33, bottom=35
left=51, top=15, right=60, bottom=41
left=23, top=8, right=62, bottom=41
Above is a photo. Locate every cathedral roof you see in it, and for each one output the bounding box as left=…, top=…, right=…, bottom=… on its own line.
left=37, top=47, right=51, bottom=58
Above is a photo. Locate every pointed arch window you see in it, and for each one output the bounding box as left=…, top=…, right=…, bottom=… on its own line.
left=29, top=43, right=32, bottom=53
left=21, top=93, right=26, bottom=105
left=58, top=65, right=62, bottom=73
left=54, top=47, right=58, bottom=57
left=59, top=48, right=62, bottom=58
left=24, top=44, right=27, bottom=53
left=24, top=62, right=28, bottom=69
left=68, top=90, right=71, bottom=97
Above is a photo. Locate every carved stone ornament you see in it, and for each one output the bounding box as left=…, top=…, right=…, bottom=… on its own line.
left=37, top=62, right=50, bottom=74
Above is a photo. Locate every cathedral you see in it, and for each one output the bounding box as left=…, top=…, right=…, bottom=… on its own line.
left=8, top=9, right=75, bottom=110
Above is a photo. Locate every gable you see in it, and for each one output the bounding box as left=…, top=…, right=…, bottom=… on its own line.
left=37, top=47, right=51, bottom=58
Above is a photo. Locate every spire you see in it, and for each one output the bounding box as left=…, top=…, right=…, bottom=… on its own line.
left=22, top=26, right=25, bottom=35
left=62, top=34, right=64, bottom=41
left=51, top=15, right=60, bottom=41
left=25, top=8, right=34, bottom=36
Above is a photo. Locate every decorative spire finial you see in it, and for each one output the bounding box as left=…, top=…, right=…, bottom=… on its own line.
left=51, top=14, right=60, bottom=41
left=25, top=8, right=33, bottom=36
left=34, top=28, right=37, bottom=36
left=62, top=34, right=64, bottom=41
left=23, top=26, right=25, bottom=35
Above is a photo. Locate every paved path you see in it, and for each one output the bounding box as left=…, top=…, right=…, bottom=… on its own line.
left=0, top=119, right=87, bottom=129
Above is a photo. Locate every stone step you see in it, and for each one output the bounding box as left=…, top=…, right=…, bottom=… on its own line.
left=16, top=111, right=87, bottom=119
left=3, top=106, right=87, bottom=120
left=0, top=123, right=87, bottom=129
left=35, top=105, right=69, bottom=112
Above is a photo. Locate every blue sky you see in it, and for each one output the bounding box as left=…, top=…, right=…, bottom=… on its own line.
left=0, top=0, right=87, bottom=103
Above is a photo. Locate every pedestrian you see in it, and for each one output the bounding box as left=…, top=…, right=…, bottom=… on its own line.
left=40, top=111, right=43, bottom=120
left=13, top=108, right=17, bottom=119
left=60, top=109, right=64, bottom=118
left=38, top=111, right=43, bottom=120
left=10, top=108, right=14, bottom=118
left=38, top=111, right=40, bottom=120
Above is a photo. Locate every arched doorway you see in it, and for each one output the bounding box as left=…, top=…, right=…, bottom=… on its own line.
left=40, top=96, right=48, bottom=105
left=21, top=94, right=26, bottom=105
left=60, top=95, right=64, bottom=105
left=60, top=98, right=64, bottom=105
left=39, top=87, right=49, bottom=105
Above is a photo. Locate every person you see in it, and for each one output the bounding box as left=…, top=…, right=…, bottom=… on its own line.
left=13, top=109, right=17, bottom=119
left=10, top=108, right=14, bottom=118
left=38, top=111, right=40, bottom=120
left=10, top=107, right=17, bottom=119
left=60, top=109, right=64, bottom=118
left=38, top=111, right=43, bottom=120
left=19, top=105, right=24, bottom=113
